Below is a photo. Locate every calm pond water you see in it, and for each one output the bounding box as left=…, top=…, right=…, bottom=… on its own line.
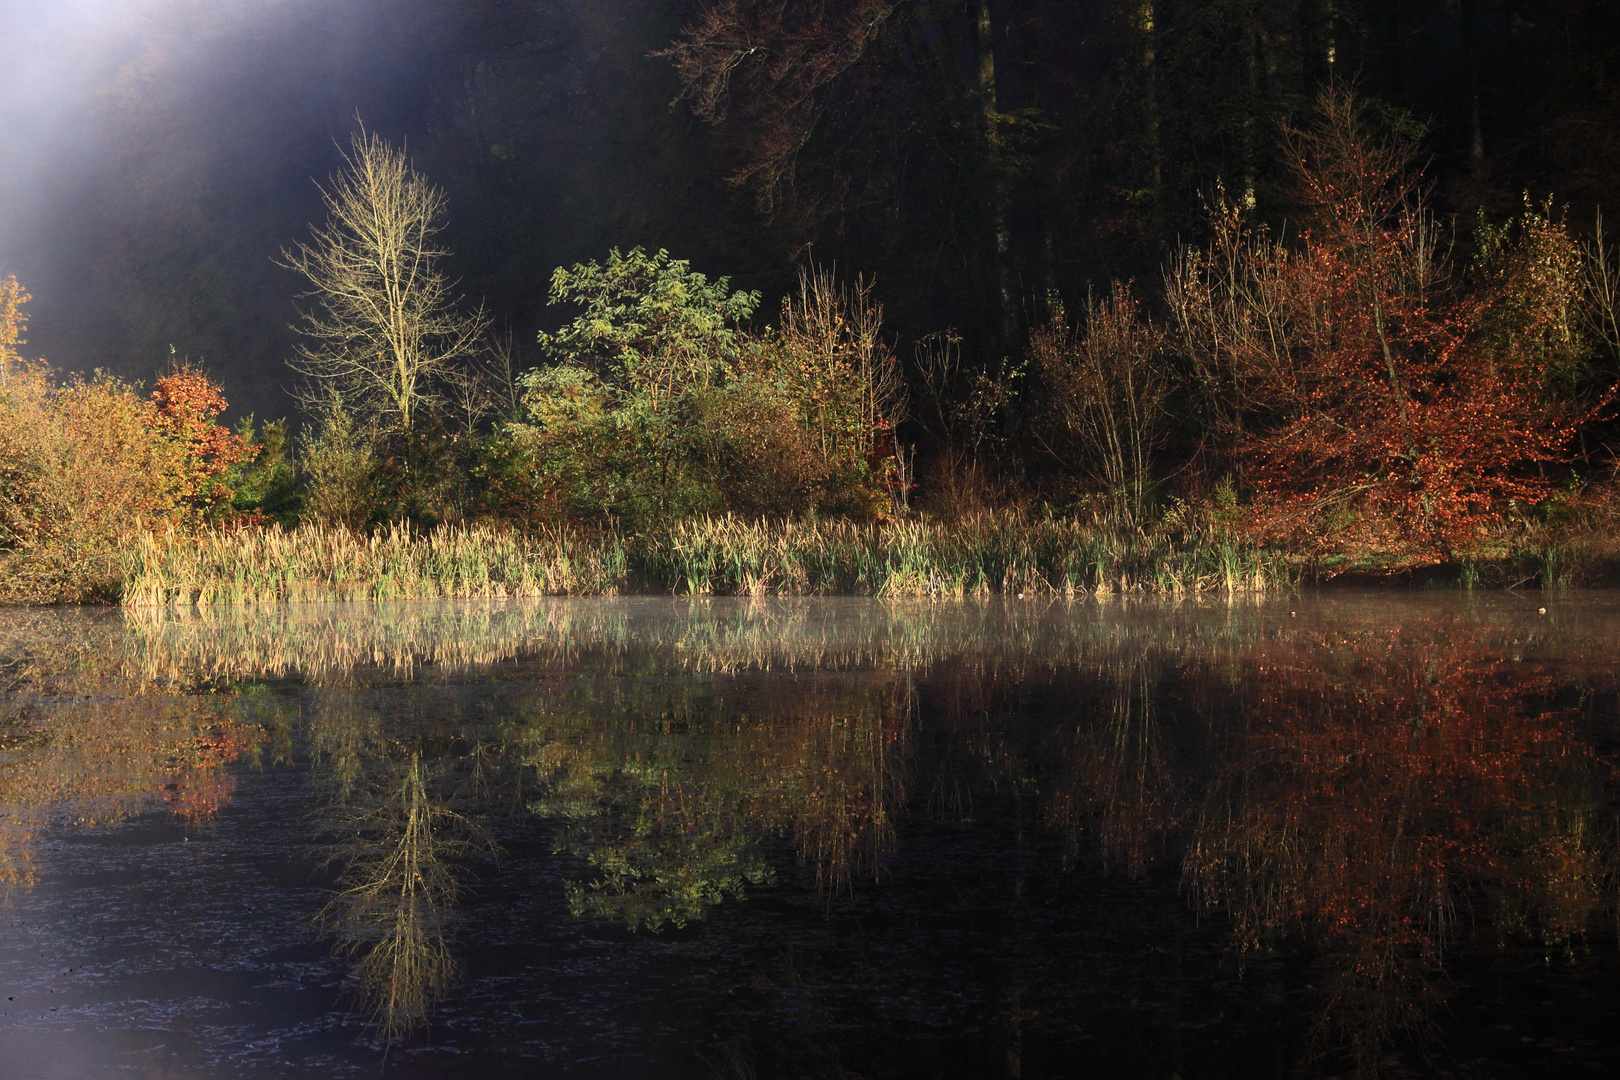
left=1, top=594, right=1618, bottom=1078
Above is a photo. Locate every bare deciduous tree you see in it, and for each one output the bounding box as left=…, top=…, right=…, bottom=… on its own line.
left=1582, top=210, right=1620, bottom=369
left=1032, top=281, right=1167, bottom=520
left=282, top=130, right=488, bottom=435
left=776, top=265, right=910, bottom=510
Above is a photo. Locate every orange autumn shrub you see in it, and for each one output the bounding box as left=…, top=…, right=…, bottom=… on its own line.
left=148, top=367, right=254, bottom=519
left=2, top=366, right=179, bottom=600
left=0, top=285, right=249, bottom=601
left=1167, top=88, right=1605, bottom=562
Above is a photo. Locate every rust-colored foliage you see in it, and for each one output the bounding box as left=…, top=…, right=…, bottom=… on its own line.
left=1172, top=88, right=1604, bottom=560
left=149, top=367, right=253, bottom=517
left=1187, top=631, right=1612, bottom=1071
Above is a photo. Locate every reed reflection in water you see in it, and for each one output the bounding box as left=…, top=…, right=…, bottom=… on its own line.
left=0, top=596, right=1616, bottom=1076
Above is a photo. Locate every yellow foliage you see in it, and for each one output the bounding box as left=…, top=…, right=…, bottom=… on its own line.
left=1, top=366, right=187, bottom=600
left=0, top=282, right=249, bottom=602
left=0, top=275, right=28, bottom=380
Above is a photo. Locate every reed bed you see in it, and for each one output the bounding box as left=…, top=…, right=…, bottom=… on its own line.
left=648, top=513, right=1288, bottom=597
left=121, top=512, right=1291, bottom=607
left=123, top=522, right=628, bottom=606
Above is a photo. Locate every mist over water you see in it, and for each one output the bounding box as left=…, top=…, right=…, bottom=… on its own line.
left=1, top=0, right=306, bottom=252
left=2, top=595, right=1619, bottom=1077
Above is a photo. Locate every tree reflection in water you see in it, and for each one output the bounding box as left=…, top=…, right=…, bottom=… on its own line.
left=526, top=678, right=909, bottom=928
left=1048, top=653, right=1172, bottom=878
left=1180, top=631, right=1613, bottom=1075
left=0, top=609, right=261, bottom=886
left=304, top=681, right=513, bottom=1043
left=1, top=598, right=1617, bottom=1073
left=319, top=750, right=464, bottom=1043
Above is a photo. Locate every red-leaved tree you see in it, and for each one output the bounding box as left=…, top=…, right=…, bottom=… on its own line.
left=1168, top=87, right=1606, bottom=561
left=149, top=367, right=252, bottom=520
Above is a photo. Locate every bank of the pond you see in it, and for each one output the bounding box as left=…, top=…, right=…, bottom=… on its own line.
left=11, top=512, right=1614, bottom=607
left=117, top=514, right=1292, bottom=605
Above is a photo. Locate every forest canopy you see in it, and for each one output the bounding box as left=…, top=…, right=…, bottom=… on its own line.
left=4, top=1, right=1620, bottom=599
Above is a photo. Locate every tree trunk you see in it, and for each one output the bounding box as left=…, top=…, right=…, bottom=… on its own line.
left=975, top=0, right=1015, bottom=343
left=1301, top=0, right=1338, bottom=84
left=1241, top=28, right=1260, bottom=209
left=1387, top=0, right=1408, bottom=100
left=1138, top=0, right=1162, bottom=196
left=1461, top=0, right=1485, bottom=166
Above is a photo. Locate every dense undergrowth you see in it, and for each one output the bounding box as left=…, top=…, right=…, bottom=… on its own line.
left=7, top=88, right=1620, bottom=605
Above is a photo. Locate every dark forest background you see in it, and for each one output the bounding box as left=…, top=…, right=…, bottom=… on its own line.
left=3, top=0, right=1618, bottom=422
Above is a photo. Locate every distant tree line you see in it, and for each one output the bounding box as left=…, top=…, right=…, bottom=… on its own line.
left=14, top=1, right=1620, bottom=424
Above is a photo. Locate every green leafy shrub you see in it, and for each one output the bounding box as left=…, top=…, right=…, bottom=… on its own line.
left=299, top=396, right=385, bottom=530
left=230, top=418, right=303, bottom=526
left=489, top=249, right=905, bottom=528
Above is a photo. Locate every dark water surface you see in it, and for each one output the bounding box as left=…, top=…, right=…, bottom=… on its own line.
left=2, top=594, right=1619, bottom=1078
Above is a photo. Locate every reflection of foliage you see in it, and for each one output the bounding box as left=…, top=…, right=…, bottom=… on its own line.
left=536, top=751, right=776, bottom=931
left=527, top=679, right=907, bottom=929
left=1183, top=634, right=1613, bottom=1076
left=0, top=696, right=257, bottom=884
left=320, top=751, right=464, bottom=1044
left=9, top=596, right=1620, bottom=1075
left=0, top=612, right=261, bottom=886
left=162, top=723, right=260, bottom=826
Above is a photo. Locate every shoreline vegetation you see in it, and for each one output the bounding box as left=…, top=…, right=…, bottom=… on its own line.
left=8, top=88, right=1620, bottom=606
left=122, top=514, right=1291, bottom=606
left=120, top=510, right=1620, bottom=607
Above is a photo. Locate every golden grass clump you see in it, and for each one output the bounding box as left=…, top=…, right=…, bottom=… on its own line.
left=119, top=512, right=1289, bottom=606
left=123, top=521, right=628, bottom=606
left=642, top=510, right=1289, bottom=596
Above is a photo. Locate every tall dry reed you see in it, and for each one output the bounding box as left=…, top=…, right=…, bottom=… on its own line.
left=120, top=512, right=1291, bottom=607
left=123, top=522, right=627, bottom=606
